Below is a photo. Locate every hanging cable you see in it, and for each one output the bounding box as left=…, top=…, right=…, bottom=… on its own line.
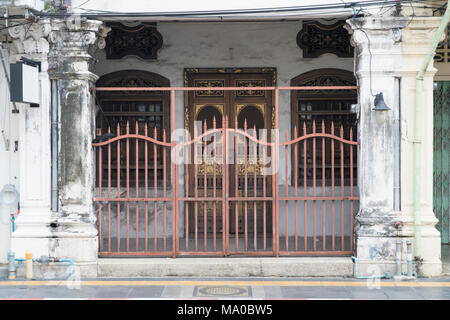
left=28, top=0, right=433, bottom=18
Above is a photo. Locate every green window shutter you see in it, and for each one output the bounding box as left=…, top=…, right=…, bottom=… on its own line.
left=434, top=81, right=450, bottom=244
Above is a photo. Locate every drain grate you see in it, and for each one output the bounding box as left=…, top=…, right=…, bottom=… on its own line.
left=193, top=286, right=251, bottom=297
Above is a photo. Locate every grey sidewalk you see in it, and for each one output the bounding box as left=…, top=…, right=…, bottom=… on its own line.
left=0, top=277, right=449, bottom=300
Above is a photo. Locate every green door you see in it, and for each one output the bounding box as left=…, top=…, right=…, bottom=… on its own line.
left=434, top=81, right=450, bottom=244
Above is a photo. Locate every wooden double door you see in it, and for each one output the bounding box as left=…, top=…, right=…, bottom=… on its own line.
left=185, top=68, right=275, bottom=240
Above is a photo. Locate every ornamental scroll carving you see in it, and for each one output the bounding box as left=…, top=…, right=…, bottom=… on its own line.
left=296, top=21, right=354, bottom=58
left=105, top=22, right=163, bottom=60
left=194, top=80, right=225, bottom=97
left=235, top=80, right=265, bottom=97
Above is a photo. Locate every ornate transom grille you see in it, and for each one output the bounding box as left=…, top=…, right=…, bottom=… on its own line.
left=296, top=21, right=354, bottom=58
left=105, top=22, right=163, bottom=60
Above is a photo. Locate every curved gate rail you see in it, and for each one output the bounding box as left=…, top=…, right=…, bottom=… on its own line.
left=279, top=121, right=358, bottom=256
left=93, top=121, right=176, bottom=256
left=92, top=86, right=359, bottom=257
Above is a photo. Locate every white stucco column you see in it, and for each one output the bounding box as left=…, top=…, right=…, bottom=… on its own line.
left=347, top=16, right=408, bottom=276
left=400, top=17, right=442, bottom=277
left=47, top=19, right=108, bottom=270
left=7, top=20, right=53, bottom=259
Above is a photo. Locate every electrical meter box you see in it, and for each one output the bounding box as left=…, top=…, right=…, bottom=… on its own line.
left=10, top=62, right=40, bottom=107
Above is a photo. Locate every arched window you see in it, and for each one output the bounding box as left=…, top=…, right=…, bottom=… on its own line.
left=95, top=70, right=171, bottom=186
left=291, top=68, right=357, bottom=186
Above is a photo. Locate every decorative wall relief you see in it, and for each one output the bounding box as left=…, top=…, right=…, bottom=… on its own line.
left=296, top=21, right=354, bottom=58
left=105, top=22, right=163, bottom=60
left=235, top=80, right=265, bottom=97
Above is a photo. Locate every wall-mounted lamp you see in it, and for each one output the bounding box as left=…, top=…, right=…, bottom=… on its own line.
left=372, top=92, right=390, bottom=111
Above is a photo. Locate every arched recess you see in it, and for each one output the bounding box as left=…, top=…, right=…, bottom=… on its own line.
left=290, top=68, right=357, bottom=187
left=94, top=70, right=171, bottom=186
left=95, top=70, right=170, bottom=136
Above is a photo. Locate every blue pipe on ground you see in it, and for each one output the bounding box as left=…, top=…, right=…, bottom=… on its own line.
left=351, top=256, right=393, bottom=279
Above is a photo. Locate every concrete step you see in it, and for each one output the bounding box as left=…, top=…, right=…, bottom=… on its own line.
left=97, top=257, right=354, bottom=278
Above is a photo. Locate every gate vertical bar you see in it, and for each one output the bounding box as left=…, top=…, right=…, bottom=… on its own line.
left=253, top=126, right=257, bottom=251
left=145, top=123, right=149, bottom=252
left=203, top=121, right=207, bottom=252
left=303, top=123, right=307, bottom=251
left=285, top=130, right=289, bottom=251
left=263, top=129, right=267, bottom=251
left=340, top=125, right=345, bottom=251
left=126, top=121, right=130, bottom=252
left=350, top=127, right=354, bottom=252
left=244, top=120, right=248, bottom=252
left=184, top=127, right=189, bottom=253
left=108, top=126, right=112, bottom=252
left=194, top=122, right=198, bottom=252
left=98, top=142, right=102, bottom=252
left=331, top=121, right=335, bottom=251
left=294, top=126, right=298, bottom=251
left=223, top=115, right=229, bottom=255
left=213, top=117, right=217, bottom=252
left=117, top=122, right=121, bottom=252
left=171, top=89, right=178, bottom=257
left=135, top=121, right=139, bottom=251
left=274, top=88, right=280, bottom=256
left=153, top=127, right=158, bottom=252
left=234, top=118, right=239, bottom=252
left=224, top=116, right=228, bottom=255
left=322, top=121, right=326, bottom=251
left=163, top=129, right=167, bottom=251
left=313, top=121, right=317, bottom=251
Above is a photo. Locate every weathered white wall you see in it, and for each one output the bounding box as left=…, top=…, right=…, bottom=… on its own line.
left=0, top=0, right=44, bottom=10
left=0, top=44, right=21, bottom=263
left=400, top=17, right=443, bottom=276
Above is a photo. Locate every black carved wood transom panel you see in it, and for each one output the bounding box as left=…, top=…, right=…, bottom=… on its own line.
left=291, top=68, right=357, bottom=99
left=296, top=21, right=353, bottom=58
left=105, top=22, right=163, bottom=60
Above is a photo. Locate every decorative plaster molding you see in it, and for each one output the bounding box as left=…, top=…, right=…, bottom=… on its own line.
left=47, top=19, right=106, bottom=80
left=104, top=22, right=163, bottom=60
left=48, top=19, right=103, bottom=49
left=296, top=20, right=353, bottom=58
left=401, top=17, right=443, bottom=45
left=8, top=19, right=51, bottom=56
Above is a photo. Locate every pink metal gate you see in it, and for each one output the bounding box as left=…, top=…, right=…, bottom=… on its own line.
left=92, top=86, right=359, bottom=257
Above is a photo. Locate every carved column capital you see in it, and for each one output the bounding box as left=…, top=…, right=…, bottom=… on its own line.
left=48, top=18, right=105, bottom=81
left=400, top=17, right=443, bottom=59
left=346, top=17, right=408, bottom=53
left=48, top=18, right=104, bottom=48
left=8, top=19, right=51, bottom=68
